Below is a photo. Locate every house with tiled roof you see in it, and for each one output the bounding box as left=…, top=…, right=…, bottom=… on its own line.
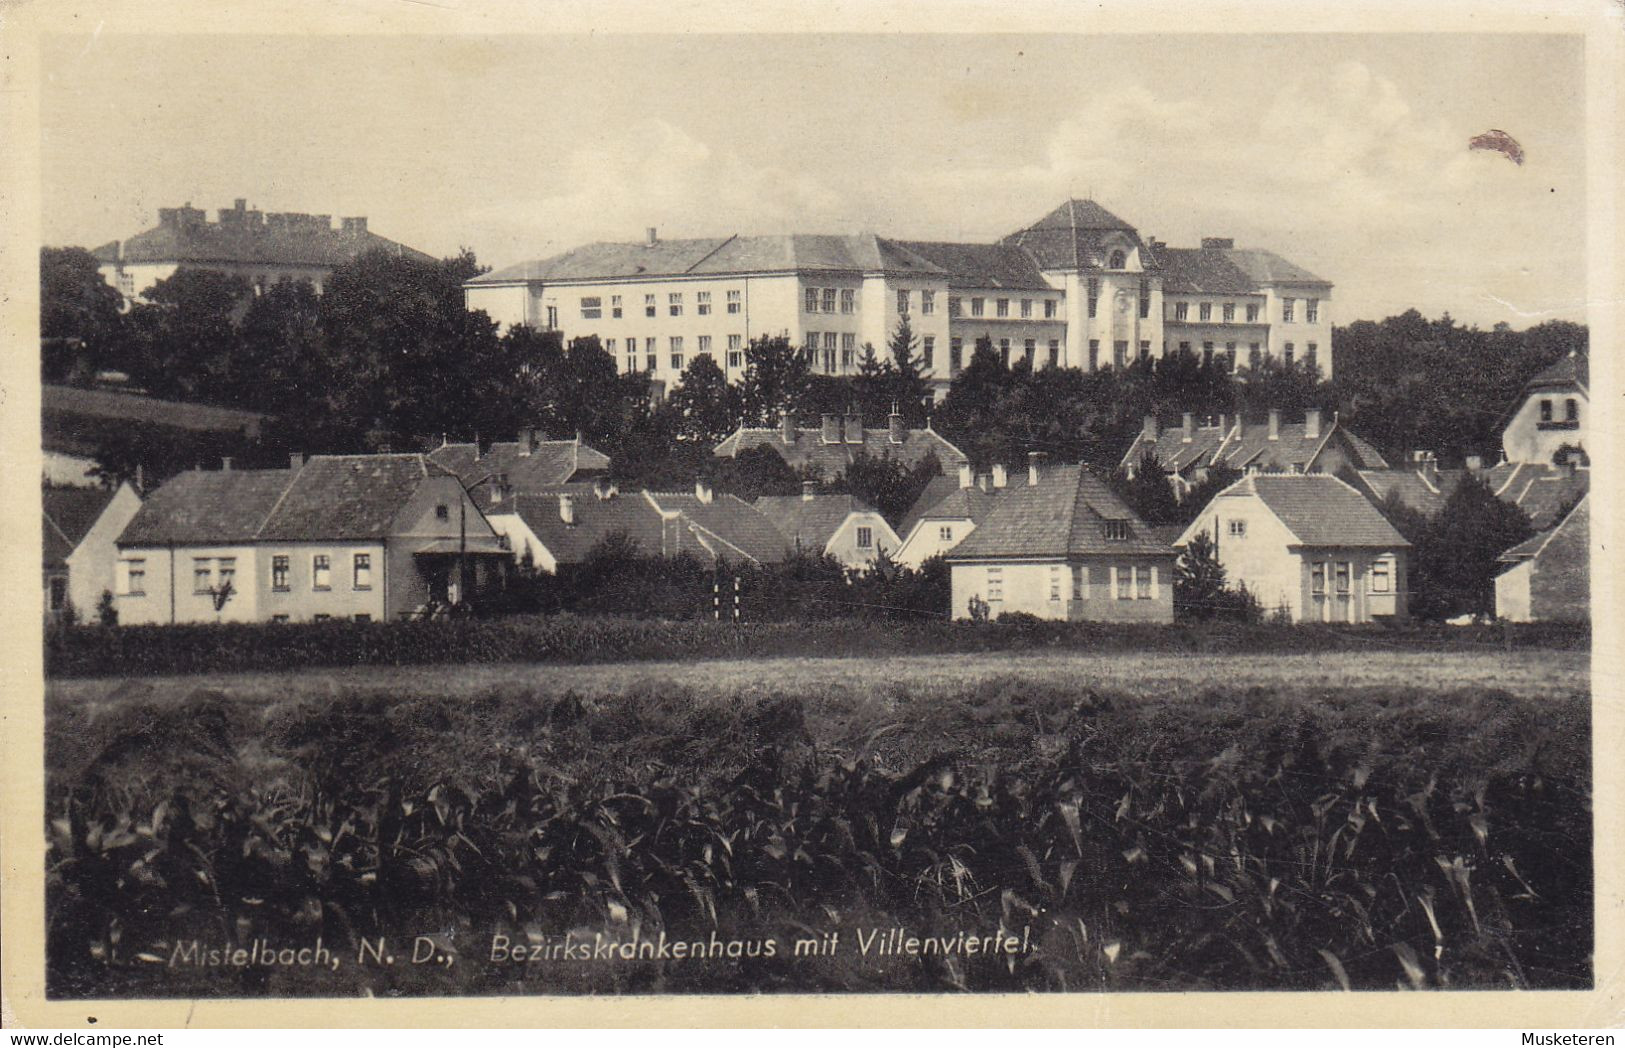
left=42, top=482, right=143, bottom=622
left=1480, top=458, right=1589, bottom=531
left=1120, top=408, right=1388, bottom=498
left=464, top=198, right=1334, bottom=397
left=113, top=454, right=505, bottom=624
left=1496, top=495, right=1588, bottom=623
left=1501, top=350, right=1588, bottom=465
left=644, top=484, right=793, bottom=566
left=714, top=410, right=966, bottom=483
left=894, top=465, right=1009, bottom=568
left=945, top=455, right=1175, bottom=621
left=753, top=485, right=900, bottom=569
left=427, top=429, right=612, bottom=505
left=1175, top=474, right=1411, bottom=623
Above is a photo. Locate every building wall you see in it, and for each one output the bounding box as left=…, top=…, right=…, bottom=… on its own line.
left=64, top=483, right=143, bottom=620
left=1294, top=547, right=1407, bottom=623
left=950, top=557, right=1175, bottom=622
left=1528, top=501, right=1589, bottom=622
left=487, top=514, right=559, bottom=574
left=257, top=541, right=389, bottom=622
left=115, top=544, right=262, bottom=625
left=1262, top=286, right=1333, bottom=380
left=1495, top=561, right=1534, bottom=623
left=464, top=283, right=532, bottom=330
left=896, top=517, right=975, bottom=569
left=1502, top=387, right=1587, bottom=465
left=823, top=512, right=902, bottom=568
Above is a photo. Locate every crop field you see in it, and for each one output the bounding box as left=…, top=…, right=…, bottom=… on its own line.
left=46, top=645, right=1591, bottom=998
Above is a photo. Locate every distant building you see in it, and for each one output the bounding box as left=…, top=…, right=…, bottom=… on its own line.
left=1496, top=495, right=1588, bottom=623
left=893, top=465, right=1007, bottom=568
left=1176, top=474, right=1411, bottom=623
left=1501, top=351, right=1587, bottom=466
left=946, top=455, right=1176, bottom=622
left=465, top=198, right=1334, bottom=396
left=1357, top=453, right=1587, bottom=532
left=428, top=430, right=611, bottom=506
left=753, top=484, right=901, bottom=569
left=113, top=454, right=506, bottom=624
left=713, top=411, right=967, bottom=483
left=42, top=482, right=143, bottom=621
left=643, top=484, right=793, bottom=566
left=42, top=383, right=268, bottom=486
left=92, top=198, right=435, bottom=304
left=1119, top=408, right=1388, bottom=498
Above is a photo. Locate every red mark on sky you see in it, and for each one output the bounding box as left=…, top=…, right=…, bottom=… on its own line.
left=1470, top=129, right=1525, bottom=165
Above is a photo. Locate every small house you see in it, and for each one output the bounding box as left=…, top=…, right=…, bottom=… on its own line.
left=753, top=484, right=902, bottom=569
left=1500, top=351, right=1587, bottom=466
left=1496, top=495, right=1588, bottom=623
left=893, top=464, right=1007, bottom=568
left=42, top=482, right=143, bottom=621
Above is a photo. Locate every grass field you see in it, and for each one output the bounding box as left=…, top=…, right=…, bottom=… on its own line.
left=45, top=645, right=1591, bottom=997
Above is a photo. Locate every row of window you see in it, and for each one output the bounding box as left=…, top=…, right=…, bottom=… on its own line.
left=984, top=564, right=1160, bottom=603
left=802, top=287, right=944, bottom=316
left=584, top=290, right=747, bottom=321
left=1168, top=298, right=1320, bottom=325
left=1309, top=558, right=1396, bottom=595
left=120, top=553, right=375, bottom=597
left=1537, top=398, right=1581, bottom=423
left=948, top=295, right=1062, bottom=321
left=608, top=334, right=748, bottom=373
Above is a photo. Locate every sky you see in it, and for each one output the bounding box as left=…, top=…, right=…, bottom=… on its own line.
left=38, top=32, right=1587, bottom=329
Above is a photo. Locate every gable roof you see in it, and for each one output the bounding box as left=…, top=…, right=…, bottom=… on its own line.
left=1483, top=463, right=1589, bottom=531
left=752, top=494, right=885, bottom=550
left=896, top=474, right=1006, bottom=540
left=43, top=486, right=119, bottom=557
left=644, top=491, right=791, bottom=564
left=1155, top=246, right=1330, bottom=293
left=1523, top=351, right=1588, bottom=394
left=93, top=210, right=433, bottom=269
left=888, top=240, right=1052, bottom=291
left=999, top=199, right=1155, bottom=273
left=469, top=233, right=948, bottom=286
left=714, top=424, right=967, bottom=481
left=117, top=468, right=296, bottom=546
left=428, top=437, right=611, bottom=492
left=1203, top=474, right=1410, bottom=548
left=256, top=454, right=455, bottom=541
left=948, top=464, right=1171, bottom=561
left=1356, top=467, right=1469, bottom=517
left=497, top=487, right=676, bottom=566
left=1121, top=413, right=1388, bottom=475
left=1499, top=494, right=1588, bottom=566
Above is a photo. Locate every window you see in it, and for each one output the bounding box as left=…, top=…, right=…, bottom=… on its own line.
left=841, top=333, right=856, bottom=369
left=1306, top=343, right=1319, bottom=374
left=986, top=567, right=1003, bottom=601
left=218, top=557, right=236, bottom=592
left=839, top=288, right=855, bottom=314
left=1566, top=398, right=1579, bottom=422
left=271, top=614, right=290, bottom=623
left=824, top=332, right=837, bottom=352
left=1228, top=519, right=1247, bottom=537
left=1284, top=343, right=1296, bottom=367
left=1174, top=302, right=1189, bottom=322
left=1307, top=298, right=1320, bottom=323
left=948, top=296, right=962, bottom=318
left=1179, top=341, right=1192, bottom=354
left=823, top=288, right=837, bottom=313
left=949, top=338, right=963, bottom=374
left=1139, top=339, right=1151, bottom=360
left=1044, top=299, right=1058, bottom=319
left=545, top=304, right=558, bottom=330
left=1114, top=340, right=1128, bottom=369
left=646, top=354, right=657, bottom=372
left=727, top=289, right=742, bottom=314
left=1108, top=249, right=1127, bottom=269
left=1371, top=559, right=1391, bottom=593
left=1049, top=566, right=1062, bottom=602
left=1048, top=340, right=1060, bottom=367
left=1023, top=338, right=1035, bottom=364
left=1202, top=341, right=1214, bottom=366
left=999, top=339, right=1010, bottom=366
left=272, top=555, right=290, bottom=592
left=605, top=338, right=617, bottom=352
left=611, top=294, right=623, bottom=319
left=805, top=287, right=819, bottom=313
left=580, top=296, right=602, bottom=320
left=354, top=553, right=372, bottom=589
left=996, top=298, right=1009, bottom=318
left=193, top=558, right=213, bottom=594
left=1539, top=398, right=1553, bottom=422
left=1282, top=298, right=1296, bottom=323
left=856, top=526, right=874, bottom=549
left=645, top=293, right=657, bottom=318
left=354, top=614, right=372, bottom=623
left=727, top=334, right=743, bottom=369
left=1087, top=278, right=1099, bottom=318
left=1136, top=566, right=1152, bottom=600
left=698, top=334, right=712, bottom=354
left=1199, top=302, right=1212, bottom=322
left=1103, top=520, right=1130, bottom=541
left=805, top=331, right=819, bottom=354
left=1016, top=298, right=1030, bottom=319
left=922, top=336, right=934, bottom=369
left=1222, top=302, right=1235, bottom=323
left=897, top=289, right=910, bottom=314
left=1071, top=564, right=1088, bottom=600
left=1243, top=303, right=1258, bottom=323
left=646, top=337, right=657, bottom=353
left=939, top=525, right=954, bottom=542
left=970, top=297, right=985, bottom=317
left=1311, top=562, right=1326, bottom=595
left=668, top=292, right=683, bottom=317
left=1113, top=566, right=1131, bottom=600
left=122, top=558, right=146, bottom=596
left=435, top=504, right=450, bottom=521
left=696, top=291, right=711, bottom=315
left=1249, top=343, right=1262, bottom=369
left=922, top=290, right=935, bottom=315
left=1088, top=340, right=1100, bottom=371
left=1335, top=562, right=1351, bottom=594
left=671, top=352, right=685, bottom=370
left=313, top=554, right=332, bottom=590
left=1139, top=279, right=1151, bottom=318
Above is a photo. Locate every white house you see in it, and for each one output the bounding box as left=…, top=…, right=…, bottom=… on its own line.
left=1176, top=474, right=1411, bottom=623
left=1500, top=351, right=1588, bottom=466
left=753, top=485, right=901, bottom=569
left=43, top=482, right=143, bottom=621
left=893, top=464, right=1008, bottom=568
left=1496, top=495, right=1588, bottom=623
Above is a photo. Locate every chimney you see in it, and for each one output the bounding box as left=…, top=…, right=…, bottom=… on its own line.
left=646, top=227, right=658, bottom=247
left=1465, top=454, right=1483, bottom=472
left=958, top=463, right=974, bottom=489
left=558, top=493, right=575, bottom=525
left=289, top=452, right=305, bottom=470
left=517, top=429, right=533, bottom=457
left=888, top=409, right=905, bottom=445
left=845, top=411, right=865, bottom=445
left=695, top=478, right=714, bottom=504
left=781, top=411, right=796, bottom=445
left=1268, top=409, right=1281, bottom=441
left=1200, top=237, right=1235, bottom=250
left=991, top=463, right=1008, bottom=489
left=1417, top=451, right=1438, bottom=486
left=1027, top=451, right=1047, bottom=487
left=821, top=414, right=840, bottom=445
left=234, top=198, right=247, bottom=211
left=593, top=476, right=618, bottom=501
left=1217, top=413, right=1228, bottom=436
left=802, top=479, right=817, bottom=502
left=977, top=473, right=991, bottom=493
left=1181, top=413, right=1194, bottom=443
left=1234, top=415, right=1246, bottom=439
left=134, top=463, right=144, bottom=493
left=1304, top=408, right=1322, bottom=440
left=1141, top=414, right=1158, bottom=443
left=221, top=457, right=233, bottom=471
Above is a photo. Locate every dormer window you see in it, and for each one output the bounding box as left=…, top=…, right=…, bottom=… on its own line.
left=1103, top=519, right=1130, bottom=541
left=1108, top=249, right=1127, bottom=269
left=436, top=504, right=450, bottom=521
